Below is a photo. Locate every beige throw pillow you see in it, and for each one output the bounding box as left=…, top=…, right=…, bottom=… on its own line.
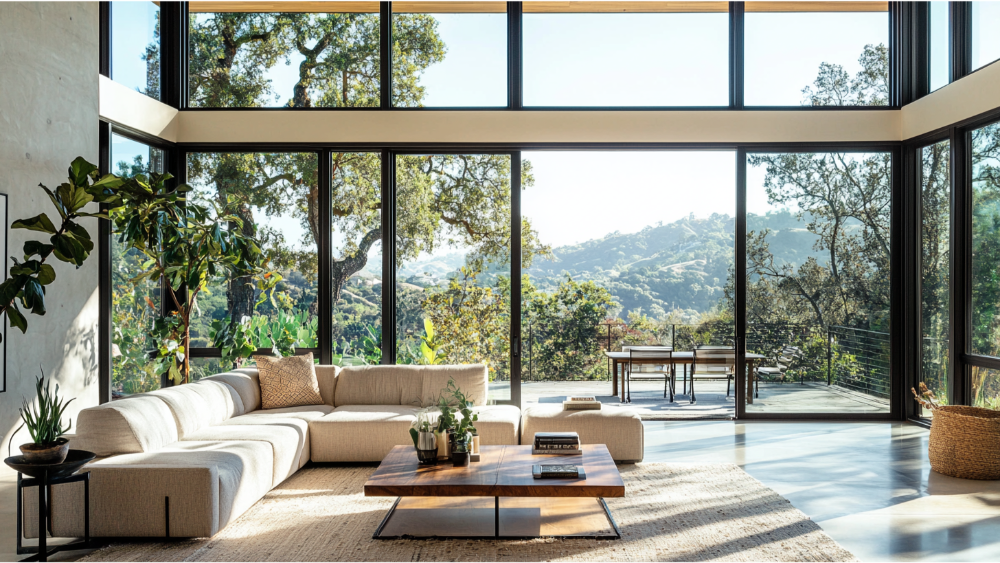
left=254, top=353, right=324, bottom=410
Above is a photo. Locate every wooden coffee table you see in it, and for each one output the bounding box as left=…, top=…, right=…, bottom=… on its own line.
left=364, top=444, right=624, bottom=539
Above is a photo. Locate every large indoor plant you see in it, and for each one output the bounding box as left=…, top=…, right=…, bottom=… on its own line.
left=111, top=171, right=280, bottom=384
left=18, top=372, right=75, bottom=464
left=0, top=157, right=123, bottom=343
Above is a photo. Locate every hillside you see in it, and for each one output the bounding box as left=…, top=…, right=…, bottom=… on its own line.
left=384, top=210, right=824, bottom=319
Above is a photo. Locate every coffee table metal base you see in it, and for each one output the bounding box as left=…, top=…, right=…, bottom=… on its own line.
left=373, top=496, right=621, bottom=540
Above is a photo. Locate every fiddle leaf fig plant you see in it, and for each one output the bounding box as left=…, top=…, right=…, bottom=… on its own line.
left=0, top=157, right=124, bottom=342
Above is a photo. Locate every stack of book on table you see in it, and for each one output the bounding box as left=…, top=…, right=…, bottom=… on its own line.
left=563, top=395, right=601, bottom=411
left=532, top=431, right=581, bottom=455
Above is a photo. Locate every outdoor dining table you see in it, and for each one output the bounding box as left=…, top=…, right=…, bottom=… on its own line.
left=604, top=350, right=767, bottom=404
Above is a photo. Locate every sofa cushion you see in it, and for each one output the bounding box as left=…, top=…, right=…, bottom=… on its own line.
left=182, top=424, right=304, bottom=485
left=149, top=379, right=243, bottom=438
left=315, top=365, right=338, bottom=406
left=310, top=405, right=420, bottom=462
left=205, top=369, right=261, bottom=412
left=420, top=364, right=489, bottom=407
left=70, top=394, right=179, bottom=457
left=521, top=404, right=644, bottom=462
left=334, top=366, right=423, bottom=407
left=28, top=440, right=274, bottom=538
left=221, top=405, right=334, bottom=469
left=255, top=353, right=325, bottom=410
left=471, top=405, right=520, bottom=446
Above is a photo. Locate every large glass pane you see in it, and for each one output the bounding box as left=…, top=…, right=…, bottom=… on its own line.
left=929, top=1, right=950, bottom=92
left=746, top=151, right=892, bottom=414
left=921, top=140, right=951, bottom=416
left=972, top=1, right=1000, bottom=72
left=111, top=1, right=160, bottom=99
left=971, top=367, right=1000, bottom=410
left=521, top=152, right=735, bottom=417
left=392, top=7, right=507, bottom=107
left=523, top=8, right=728, bottom=107
left=395, top=154, right=513, bottom=402
left=188, top=9, right=380, bottom=107
left=745, top=6, right=889, bottom=106
left=972, top=122, right=1000, bottom=357
left=186, top=153, right=319, bottom=364
left=111, top=133, right=164, bottom=397
left=331, top=152, right=382, bottom=365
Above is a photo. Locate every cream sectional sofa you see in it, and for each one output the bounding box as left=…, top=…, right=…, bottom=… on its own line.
left=24, top=364, right=520, bottom=539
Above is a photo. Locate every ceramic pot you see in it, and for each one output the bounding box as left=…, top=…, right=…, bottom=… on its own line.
left=417, top=448, right=438, bottom=465
left=19, top=438, right=69, bottom=465
left=451, top=451, right=471, bottom=467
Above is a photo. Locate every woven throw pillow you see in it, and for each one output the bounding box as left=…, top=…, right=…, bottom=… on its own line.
left=254, top=353, right=324, bottom=410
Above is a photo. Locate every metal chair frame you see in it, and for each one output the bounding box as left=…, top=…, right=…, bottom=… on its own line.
left=625, top=346, right=676, bottom=403
left=690, top=345, right=736, bottom=404
left=754, top=346, right=804, bottom=398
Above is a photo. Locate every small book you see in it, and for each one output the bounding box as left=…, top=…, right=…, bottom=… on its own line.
left=563, top=400, right=601, bottom=411
left=532, top=464, right=586, bottom=479
left=534, top=431, right=580, bottom=442
left=566, top=396, right=598, bottom=402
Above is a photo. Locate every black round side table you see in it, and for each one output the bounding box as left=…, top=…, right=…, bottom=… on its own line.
left=4, top=450, right=96, bottom=562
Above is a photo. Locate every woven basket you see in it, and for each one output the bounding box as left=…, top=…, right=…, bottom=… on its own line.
left=928, top=406, right=1000, bottom=480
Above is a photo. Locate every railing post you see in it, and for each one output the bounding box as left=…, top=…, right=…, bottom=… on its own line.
left=827, top=328, right=832, bottom=386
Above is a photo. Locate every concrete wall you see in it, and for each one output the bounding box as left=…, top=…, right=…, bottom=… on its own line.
left=0, top=2, right=100, bottom=453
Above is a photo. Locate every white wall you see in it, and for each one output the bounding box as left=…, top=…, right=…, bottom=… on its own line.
left=0, top=2, right=100, bottom=454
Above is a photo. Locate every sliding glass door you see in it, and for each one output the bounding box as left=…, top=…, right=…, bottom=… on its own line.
left=744, top=150, right=892, bottom=415
left=394, top=153, right=515, bottom=403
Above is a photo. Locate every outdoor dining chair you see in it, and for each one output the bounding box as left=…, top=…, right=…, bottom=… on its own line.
left=690, top=345, right=736, bottom=404
left=753, top=346, right=803, bottom=398
left=624, top=346, right=675, bottom=403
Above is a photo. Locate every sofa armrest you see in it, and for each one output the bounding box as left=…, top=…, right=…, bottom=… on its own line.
left=22, top=464, right=220, bottom=539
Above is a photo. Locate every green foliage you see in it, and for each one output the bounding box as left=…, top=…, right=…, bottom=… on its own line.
left=419, top=318, right=443, bottom=365
left=211, top=316, right=258, bottom=368
left=19, top=373, right=75, bottom=445
left=111, top=170, right=280, bottom=383
left=435, top=379, right=478, bottom=452
left=0, top=157, right=124, bottom=343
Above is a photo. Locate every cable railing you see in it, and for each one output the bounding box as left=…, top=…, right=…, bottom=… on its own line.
left=522, top=318, right=892, bottom=401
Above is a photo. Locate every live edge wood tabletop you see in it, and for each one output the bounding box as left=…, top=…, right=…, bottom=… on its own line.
left=364, top=445, right=625, bottom=499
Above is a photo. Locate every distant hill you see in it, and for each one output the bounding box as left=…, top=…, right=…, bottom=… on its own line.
left=379, top=210, right=825, bottom=319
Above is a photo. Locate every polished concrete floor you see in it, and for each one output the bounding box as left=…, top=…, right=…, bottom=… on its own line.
left=3, top=421, right=998, bottom=562
left=517, top=379, right=889, bottom=419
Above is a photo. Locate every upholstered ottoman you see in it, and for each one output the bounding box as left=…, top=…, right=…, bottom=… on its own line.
left=520, top=405, right=644, bottom=463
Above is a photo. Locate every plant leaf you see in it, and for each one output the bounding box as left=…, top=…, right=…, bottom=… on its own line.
left=12, top=214, right=57, bottom=234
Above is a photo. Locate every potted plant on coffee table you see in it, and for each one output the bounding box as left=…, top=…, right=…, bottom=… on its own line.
left=17, top=373, right=75, bottom=464
left=436, top=379, right=478, bottom=467
left=410, top=408, right=438, bottom=465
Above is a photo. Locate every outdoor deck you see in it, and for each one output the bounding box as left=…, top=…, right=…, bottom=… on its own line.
left=498, top=379, right=890, bottom=420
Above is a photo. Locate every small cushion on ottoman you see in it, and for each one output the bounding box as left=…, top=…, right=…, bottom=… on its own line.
left=520, top=404, right=644, bottom=462
left=254, top=353, right=324, bottom=410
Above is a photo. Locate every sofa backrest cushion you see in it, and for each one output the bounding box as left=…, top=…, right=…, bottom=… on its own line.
left=420, top=364, right=489, bottom=407
left=72, top=395, right=179, bottom=456
left=205, top=369, right=261, bottom=412
left=335, top=365, right=423, bottom=407
left=333, top=364, right=488, bottom=407
left=315, top=365, right=339, bottom=406
left=150, top=379, right=242, bottom=438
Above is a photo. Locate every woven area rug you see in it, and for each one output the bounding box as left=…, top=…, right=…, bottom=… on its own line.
left=79, top=463, right=855, bottom=562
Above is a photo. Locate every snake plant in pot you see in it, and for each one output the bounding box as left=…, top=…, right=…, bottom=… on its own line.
left=18, top=372, right=75, bottom=464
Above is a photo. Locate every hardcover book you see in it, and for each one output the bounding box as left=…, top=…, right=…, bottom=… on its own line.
left=532, top=464, right=587, bottom=479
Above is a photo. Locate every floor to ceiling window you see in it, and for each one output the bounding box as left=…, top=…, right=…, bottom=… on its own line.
left=520, top=151, right=735, bottom=417
left=394, top=153, right=514, bottom=402
left=330, top=152, right=382, bottom=365
left=187, top=5, right=380, bottom=108
left=920, top=140, right=951, bottom=416
left=522, top=3, right=729, bottom=107
left=185, top=152, right=319, bottom=379
left=929, top=1, right=950, bottom=92
left=970, top=120, right=1000, bottom=409
left=110, top=133, right=164, bottom=397
left=391, top=3, right=507, bottom=107
left=110, top=0, right=160, bottom=100
left=971, top=1, right=1000, bottom=73
left=745, top=150, right=892, bottom=414
left=744, top=2, right=889, bottom=106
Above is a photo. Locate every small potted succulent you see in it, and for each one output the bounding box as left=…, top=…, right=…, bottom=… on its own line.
left=18, top=374, right=75, bottom=464
left=409, top=408, right=438, bottom=465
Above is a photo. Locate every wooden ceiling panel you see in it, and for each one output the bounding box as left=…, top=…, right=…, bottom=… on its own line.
left=523, top=2, right=728, bottom=13
left=745, top=2, right=888, bottom=13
